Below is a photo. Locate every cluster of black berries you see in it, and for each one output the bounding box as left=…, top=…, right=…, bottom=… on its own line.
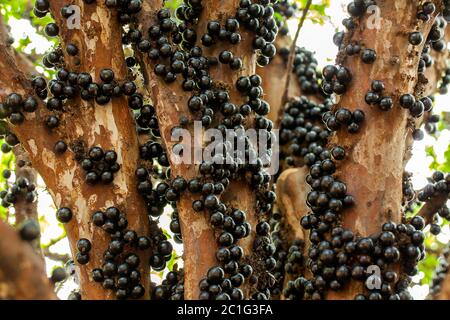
left=202, top=19, right=242, bottom=47
left=116, top=0, right=278, bottom=300
left=104, top=0, right=143, bottom=24
left=409, top=15, right=447, bottom=75
left=294, top=216, right=425, bottom=300
left=78, top=147, right=120, bottom=185
left=414, top=171, right=450, bottom=235
left=139, top=141, right=169, bottom=167
left=218, top=50, right=243, bottom=70
left=135, top=104, right=159, bottom=135
left=31, top=76, right=48, bottom=100
left=136, top=166, right=165, bottom=218
left=148, top=228, right=174, bottom=272
left=76, top=238, right=92, bottom=265
left=273, top=0, right=297, bottom=19
left=339, top=2, right=377, bottom=65
left=417, top=2, right=437, bottom=22
left=399, top=93, right=433, bottom=118
left=343, top=41, right=362, bottom=57
left=438, top=68, right=450, bottom=94
left=428, top=247, right=450, bottom=298
left=402, top=171, right=415, bottom=203
left=43, top=47, right=63, bottom=69
left=0, top=93, right=38, bottom=125
left=152, top=267, right=185, bottom=300
left=170, top=208, right=183, bottom=244
left=280, top=2, right=443, bottom=300
left=417, top=171, right=450, bottom=204
left=324, top=106, right=365, bottom=134
left=236, top=0, right=278, bottom=66
left=321, top=65, right=352, bottom=95
left=423, top=113, right=440, bottom=135
left=91, top=206, right=147, bottom=299
left=364, top=80, right=394, bottom=112
left=273, top=0, right=299, bottom=36
left=267, top=220, right=286, bottom=298
left=135, top=147, right=180, bottom=293
left=277, top=240, right=305, bottom=298
left=236, top=74, right=269, bottom=116
left=0, top=174, right=36, bottom=209
left=279, top=97, right=332, bottom=168
left=346, top=1, right=376, bottom=19
left=184, top=176, right=260, bottom=300
left=278, top=46, right=324, bottom=96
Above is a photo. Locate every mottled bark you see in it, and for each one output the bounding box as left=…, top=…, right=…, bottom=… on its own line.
left=0, top=2, right=151, bottom=299
left=327, top=0, right=442, bottom=299
left=136, top=0, right=261, bottom=299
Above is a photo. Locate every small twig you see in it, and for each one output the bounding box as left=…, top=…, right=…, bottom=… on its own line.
left=42, top=233, right=67, bottom=249
left=277, top=0, right=313, bottom=128
left=43, top=247, right=71, bottom=263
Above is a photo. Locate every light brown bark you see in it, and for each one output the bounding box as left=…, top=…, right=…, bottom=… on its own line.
left=0, top=2, right=151, bottom=299
left=327, top=0, right=442, bottom=299
left=136, top=0, right=262, bottom=299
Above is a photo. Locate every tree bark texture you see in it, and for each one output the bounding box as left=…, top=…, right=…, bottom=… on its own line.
left=0, top=2, right=151, bottom=299
left=327, top=0, right=443, bottom=299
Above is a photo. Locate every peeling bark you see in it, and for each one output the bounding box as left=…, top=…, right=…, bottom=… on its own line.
left=327, top=0, right=442, bottom=299
left=0, top=2, right=151, bottom=299
left=136, top=0, right=262, bottom=299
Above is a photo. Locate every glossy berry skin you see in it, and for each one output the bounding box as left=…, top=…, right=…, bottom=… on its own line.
left=77, top=238, right=92, bottom=254
left=56, top=207, right=73, bottom=223
left=54, top=141, right=68, bottom=154
left=361, top=49, right=377, bottom=64
left=400, top=94, right=415, bottom=109
left=45, top=23, right=59, bottom=37
left=409, top=32, right=423, bottom=45
left=100, top=69, right=115, bottom=83
left=76, top=252, right=90, bottom=265
left=88, top=147, right=104, bottom=161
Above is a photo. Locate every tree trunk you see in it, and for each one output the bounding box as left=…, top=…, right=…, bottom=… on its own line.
left=327, top=0, right=442, bottom=299
left=0, top=2, right=151, bottom=299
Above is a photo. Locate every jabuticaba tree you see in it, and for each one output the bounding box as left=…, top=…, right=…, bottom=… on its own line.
left=0, top=0, right=450, bottom=301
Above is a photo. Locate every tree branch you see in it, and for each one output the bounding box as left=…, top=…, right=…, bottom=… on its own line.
left=0, top=219, right=56, bottom=299
left=44, top=1, right=151, bottom=299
